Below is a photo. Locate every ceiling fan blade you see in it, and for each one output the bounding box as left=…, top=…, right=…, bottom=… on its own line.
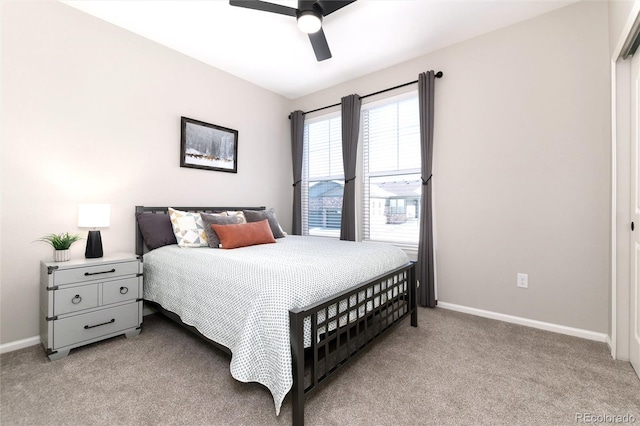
left=309, top=28, right=331, bottom=61
left=229, top=0, right=297, bottom=17
left=316, top=0, right=356, bottom=16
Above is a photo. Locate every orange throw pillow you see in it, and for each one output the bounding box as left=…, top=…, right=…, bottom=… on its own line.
left=211, top=219, right=276, bottom=249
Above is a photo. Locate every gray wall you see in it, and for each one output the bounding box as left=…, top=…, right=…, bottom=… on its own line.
left=292, top=1, right=611, bottom=333
left=0, top=0, right=613, bottom=345
left=0, top=1, right=291, bottom=344
left=608, top=1, right=637, bottom=54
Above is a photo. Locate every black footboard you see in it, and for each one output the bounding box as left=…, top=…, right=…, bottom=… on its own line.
left=289, top=262, right=417, bottom=425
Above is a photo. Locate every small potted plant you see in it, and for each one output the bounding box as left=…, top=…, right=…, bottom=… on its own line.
left=36, top=232, right=83, bottom=262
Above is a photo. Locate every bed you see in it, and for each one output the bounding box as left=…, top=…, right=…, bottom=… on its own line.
left=135, top=205, right=417, bottom=425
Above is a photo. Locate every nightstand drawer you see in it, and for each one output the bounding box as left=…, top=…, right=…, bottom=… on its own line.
left=53, top=260, right=139, bottom=285
left=53, top=303, right=140, bottom=349
left=54, top=284, right=99, bottom=315
left=103, top=277, right=140, bottom=305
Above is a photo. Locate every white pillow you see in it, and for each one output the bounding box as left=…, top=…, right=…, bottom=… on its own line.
left=168, top=208, right=208, bottom=247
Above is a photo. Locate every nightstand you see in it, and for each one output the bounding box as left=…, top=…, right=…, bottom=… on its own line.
left=39, top=252, right=143, bottom=361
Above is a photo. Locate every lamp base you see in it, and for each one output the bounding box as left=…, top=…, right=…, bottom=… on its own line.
left=85, top=230, right=104, bottom=258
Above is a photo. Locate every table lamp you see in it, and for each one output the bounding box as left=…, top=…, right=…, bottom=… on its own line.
left=78, top=204, right=110, bottom=258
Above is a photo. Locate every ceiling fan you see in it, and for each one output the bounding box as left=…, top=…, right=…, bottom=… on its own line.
left=229, top=0, right=357, bottom=62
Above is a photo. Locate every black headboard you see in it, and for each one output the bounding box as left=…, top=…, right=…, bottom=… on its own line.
left=135, top=205, right=266, bottom=256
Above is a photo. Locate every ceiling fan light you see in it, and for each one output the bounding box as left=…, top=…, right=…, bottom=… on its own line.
left=297, top=10, right=322, bottom=34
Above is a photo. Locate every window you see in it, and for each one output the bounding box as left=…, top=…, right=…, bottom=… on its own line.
left=363, top=94, right=421, bottom=246
left=301, top=93, right=422, bottom=244
left=302, top=114, right=343, bottom=237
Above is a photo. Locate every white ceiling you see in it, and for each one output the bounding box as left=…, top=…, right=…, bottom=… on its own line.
left=63, top=0, right=575, bottom=99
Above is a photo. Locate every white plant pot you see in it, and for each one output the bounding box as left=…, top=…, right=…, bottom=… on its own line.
left=53, top=249, right=70, bottom=262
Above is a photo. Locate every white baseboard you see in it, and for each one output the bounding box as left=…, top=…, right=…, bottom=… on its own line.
left=1, top=307, right=156, bottom=355
left=0, top=336, right=40, bottom=354
left=437, top=302, right=608, bottom=342
left=1, top=303, right=608, bottom=354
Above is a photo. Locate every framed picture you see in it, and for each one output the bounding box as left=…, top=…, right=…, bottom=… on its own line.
left=180, top=116, right=238, bottom=173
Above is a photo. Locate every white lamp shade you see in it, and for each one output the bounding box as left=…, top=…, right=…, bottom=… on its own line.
left=78, top=204, right=111, bottom=228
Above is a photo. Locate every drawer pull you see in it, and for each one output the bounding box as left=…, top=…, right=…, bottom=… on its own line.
left=71, top=295, right=82, bottom=304
left=119, top=286, right=129, bottom=295
left=84, top=319, right=115, bottom=329
left=84, top=269, right=116, bottom=276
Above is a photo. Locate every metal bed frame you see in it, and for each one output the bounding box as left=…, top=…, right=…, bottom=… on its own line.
left=135, top=205, right=418, bottom=426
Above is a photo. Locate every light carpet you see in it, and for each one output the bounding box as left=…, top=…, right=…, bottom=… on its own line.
left=1, top=308, right=639, bottom=425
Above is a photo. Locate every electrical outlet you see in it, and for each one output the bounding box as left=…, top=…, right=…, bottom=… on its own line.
left=517, top=273, right=528, bottom=288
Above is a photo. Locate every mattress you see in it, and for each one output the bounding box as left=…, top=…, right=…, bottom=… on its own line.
left=142, top=235, right=409, bottom=414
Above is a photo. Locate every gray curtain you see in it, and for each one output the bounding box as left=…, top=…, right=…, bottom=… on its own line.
left=339, top=94, right=362, bottom=241
left=417, top=71, right=436, bottom=307
left=290, top=110, right=305, bottom=235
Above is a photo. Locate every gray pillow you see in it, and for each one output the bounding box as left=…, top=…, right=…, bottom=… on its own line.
left=243, top=209, right=285, bottom=238
left=200, top=213, right=238, bottom=248
left=135, top=212, right=177, bottom=250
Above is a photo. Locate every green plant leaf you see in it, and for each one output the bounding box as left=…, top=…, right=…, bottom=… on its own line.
left=35, top=232, right=83, bottom=250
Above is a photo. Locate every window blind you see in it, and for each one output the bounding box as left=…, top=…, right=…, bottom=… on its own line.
left=363, top=94, right=421, bottom=246
left=302, top=114, right=343, bottom=237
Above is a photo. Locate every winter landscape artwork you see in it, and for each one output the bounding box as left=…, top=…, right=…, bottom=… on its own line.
left=180, top=117, right=238, bottom=173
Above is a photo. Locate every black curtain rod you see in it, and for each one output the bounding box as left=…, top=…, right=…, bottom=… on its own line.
left=289, top=71, right=443, bottom=119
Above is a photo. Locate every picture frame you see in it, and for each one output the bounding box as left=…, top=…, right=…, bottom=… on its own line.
left=180, top=116, right=238, bottom=173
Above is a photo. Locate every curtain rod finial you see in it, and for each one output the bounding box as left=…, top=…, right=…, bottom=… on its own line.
left=435, top=71, right=443, bottom=78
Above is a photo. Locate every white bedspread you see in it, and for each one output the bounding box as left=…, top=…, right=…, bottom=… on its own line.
left=142, top=235, right=409, bottom=415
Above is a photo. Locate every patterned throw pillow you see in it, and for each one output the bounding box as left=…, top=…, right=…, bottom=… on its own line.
left=223, top=211, right=247, bottom=224
left=168, top=208, right=208, bottom=247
